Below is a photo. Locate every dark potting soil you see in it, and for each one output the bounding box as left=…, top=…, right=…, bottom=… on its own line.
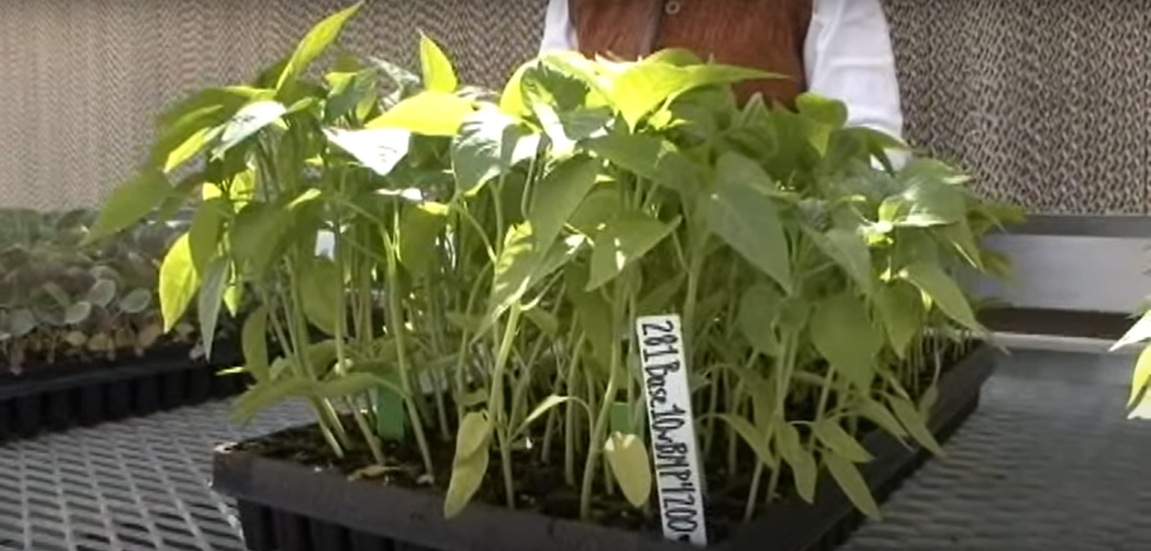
left=233, top=342, right=972, bottom=543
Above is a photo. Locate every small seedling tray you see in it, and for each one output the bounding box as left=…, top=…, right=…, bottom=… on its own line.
left=0, top=344, right=247, bottom=440
left=213, top=345, right=996, bottom=551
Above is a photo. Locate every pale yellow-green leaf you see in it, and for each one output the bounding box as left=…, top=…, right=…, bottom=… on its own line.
left=444, top=442, right=489, bottom=518
left=158, top=233, right=200, bottom=332
left=418, top=32, right=458, bottom=93
left=366, top=91, right=473, bottom=137
left=1114, top=311, right=1151, bottom=351
left=604, top=432, right=653, bottom=509
left=455, top=410, right=492, bottom=462
left=1130, top=344, right=1151, bottom=407
left=276, top=2, right=363, bottom=90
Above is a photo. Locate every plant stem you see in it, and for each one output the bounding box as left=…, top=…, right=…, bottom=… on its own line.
left=579, top=289, right=625, bottom=520
left=490, top=304, right=523, bottom=508
left=381, top=229, right=436, bottom=479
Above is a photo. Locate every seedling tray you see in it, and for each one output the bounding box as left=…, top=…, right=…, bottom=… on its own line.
left=213, top=345, right=996, bottom=551
left=0, top=344, right=247, bottom=441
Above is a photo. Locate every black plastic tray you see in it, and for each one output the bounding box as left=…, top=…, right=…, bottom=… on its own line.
left=0, top=344, right=247, bottom=440
left=213, top=345, right=997, bottom=551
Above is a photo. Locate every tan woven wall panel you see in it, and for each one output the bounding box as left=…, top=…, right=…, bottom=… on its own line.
left=0, top=0, right=1147, bottom=214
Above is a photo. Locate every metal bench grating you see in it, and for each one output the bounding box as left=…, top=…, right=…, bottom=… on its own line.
left=0, top=402, right=311, bottom=551
left=1, top=350, right=1151, bottom=549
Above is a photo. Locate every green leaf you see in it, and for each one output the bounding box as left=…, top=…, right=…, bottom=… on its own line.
left=366, top=91, right=474, bottom=136
left=812, top=421, right=872, bottom=463
left=586, top=133, right=678, bottom=182
left=86, top=279, right=117, bottom=308
left=900, top=261, right=983, bottom=333
left=85, top=170, right=171, bottom=244
left=299, top=257, right=342, bottom=336
left=889, top=395, right=944, bottom=456
left=230, top=376, right=313, bottom=426
left=213, top=101, right=286, bottom=157
left=444, top=441, right=489, bottom=518
left=315, top=372, right=406, bottom=401
left=738, top=283, right=784, bottom=356
left=486, top=224, right=583, bottom=331
left=527, top=156, right=600, bottom=250
left=8, top=309, right=36, bottom=337
left=164, top=125, right=223, bottom=173
left=873, top=281, right=924, bottom=358
left=242, top=305, right=270, bottom=383
left=810, top=292, right=883, bottom=388
left=611, top=60, right=772, bottom=129
left=807, top=225, right=872, bottom=293
left=522, top=395, right=578, bottom=432
left=587, top=212, right=679, bottom=291
left=918, top=384, right=939, bottom=417
left=796, top=93, right=848, bottom=128
left=398, top=202, right=449, bottom=279
left=159, top=233, right=200, bottom=332
left=64, top=301, right=93, bottom=325
left=325, top=128, right=411, bottom=176
left=188, top=197, right=228, bottom=274
left=117, top=289, right=153, bottom=315
left=776, top=422, right=816, bottom=503
left=451, top=109, right=533, bottom=195
left=883, top=177, right=966, bottom=228
left=418, top=32, right=458, bottom=93
left=198, top=258, right=229, bottom=359
left=858, top=399, right=908, bottom=439
left=524, top=307, right=560, bottom=337
left=824, top=453, right=881, bottom=520
left=276, top=2, right=363, bottom=91
left=604, top=432, right=653, bottom=509
left=709, top=153, right=792, bottom=292
left=715, top=414, right=775, bottom=468
left=1131, top=345, right=1151, bottom=407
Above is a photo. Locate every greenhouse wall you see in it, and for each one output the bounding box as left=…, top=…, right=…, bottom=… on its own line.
left=0, top=0, right=1148, bottom=311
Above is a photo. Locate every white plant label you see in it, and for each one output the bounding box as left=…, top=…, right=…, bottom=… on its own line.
left=635, top=314, right=708, bottom=547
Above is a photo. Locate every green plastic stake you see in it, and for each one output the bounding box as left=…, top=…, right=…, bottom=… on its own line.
left=375, top=385, right=407, bottom=441
left=610, top=401, right=634, bottom=435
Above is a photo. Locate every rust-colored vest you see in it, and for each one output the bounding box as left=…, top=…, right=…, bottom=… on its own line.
left=570, top=0, right=811, bottom=105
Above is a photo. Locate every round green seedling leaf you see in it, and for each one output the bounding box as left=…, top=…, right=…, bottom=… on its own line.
left=64, top=301, right=93, bottom=325
left=118, top=288, right=153, bottom=314
left=87, top=279, right=118, bottom=308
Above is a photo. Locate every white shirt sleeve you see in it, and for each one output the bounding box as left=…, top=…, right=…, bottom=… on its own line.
left=804, top=0, right=907, bottom=155
left=540, top=0, right=579, bottom=53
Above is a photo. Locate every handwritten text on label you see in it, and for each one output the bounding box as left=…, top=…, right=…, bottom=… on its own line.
left=636, top=314, right=708, bottom=547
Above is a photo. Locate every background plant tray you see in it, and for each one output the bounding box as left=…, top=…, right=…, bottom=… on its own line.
left=0, top=344, right=248, bottom=441
left=212, top=345, right=996, bottom=551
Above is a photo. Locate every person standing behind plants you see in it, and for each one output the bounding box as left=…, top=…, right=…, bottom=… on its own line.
left=539, top=0, right=907, bottom=163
